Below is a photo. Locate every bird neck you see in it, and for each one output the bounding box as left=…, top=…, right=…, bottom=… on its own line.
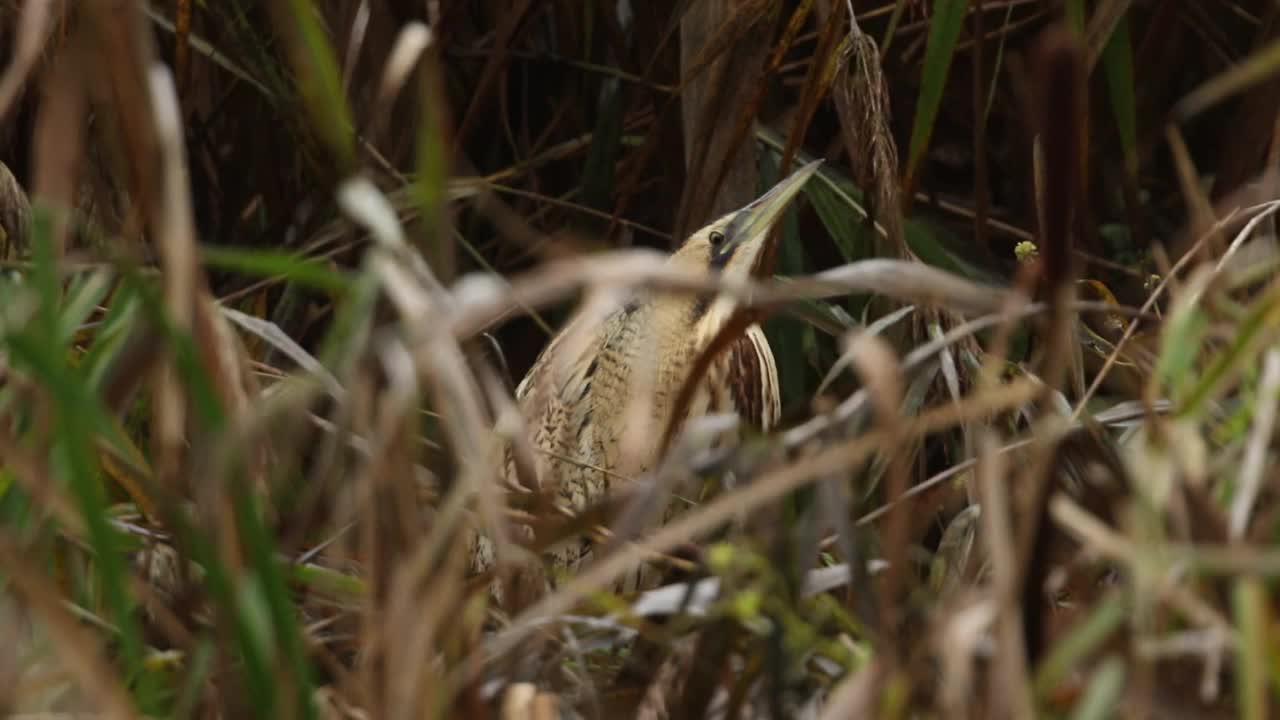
left=648, top=292, right=739, bottom=368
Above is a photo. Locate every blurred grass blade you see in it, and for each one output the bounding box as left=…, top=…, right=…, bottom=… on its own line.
left=1067, top=656, right=1126, bottom=720
left=1175, top=37, right=1280, bottom=121
left=166, top=503, right=277, bottom=716
left=1065, top=0, right=1086, bottom=37
left=124, top=269, right=227, bottom=429
left=316, top=259, right=381, bottom=374
left=83, top=281, right=143, bottom=389
left=8, top=207, right=155, bottom=706
left=1178, top=280, right=1280, bottom=417
left=235, top=478, right=318, bottom=720
left=905, top=0, right=967, bottom=187
left=276, top=0, right=355, bottom=168
left=1033, top=591, right=1129, bottom=698
left=0, top=0, right=54, bottom=117
left=201, top=245, right=351, bottom=295
left=1235, top=577, right=1269, bottom=720
left=1155, top=271, right=1211, bottom=408
left=222, top=307, right=341, bottom=395
left=414, top=32, right=454, bottom=279
left=59, top=268, right=114, bottom=345
left=0, top=531, right=139, bottom=717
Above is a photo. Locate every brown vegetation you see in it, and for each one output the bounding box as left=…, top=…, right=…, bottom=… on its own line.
left=0, top=1, right=1279, bottom=718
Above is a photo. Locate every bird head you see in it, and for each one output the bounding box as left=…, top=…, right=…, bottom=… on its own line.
left=668, top=159, right=823, bottom=282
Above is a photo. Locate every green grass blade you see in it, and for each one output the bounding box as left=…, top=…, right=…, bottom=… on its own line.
left=1156, top=275, right=1212, bottom=407
left=201, top=245, right=351, bottom=295
left=316, top=258, right=381, bottom=376
left=235, top=478, right=317, bottom=719
left=580, top=78, right=626, bottom=223
left=1178, top=284, right=1280, bottom=418
left=105, top=281, right=284, bottom=715
left=124, top=278, right=227, bottom=430
left=805, top=166, right=874, bottom=263
left=905, top=0, right=968, bottom=184
left=1067, top=656, right=1126, bottom=720
left=165, top=505, right=278, bottom=716
left=10, top=208, right=157, bottom=708
left=760, top=149, right=816, bottom=410
left=1033, top=591, right=1129, bottom=698
left=1065, top=0, right=1086, bottom=37
left=283, top=0, right=355, bottom=168
left=59, top=269, right=114, bottom=345
left=1235, top=577, right=1270, bottom=720
left=757, top=128, right=1001, bottom=284
left=83, top=283, right=144, bottom=390
left=903, top=217, right=1002, bottom=284
left=1101, top=15, right=1137, bottom=172
left=415, top=58, right=452, bottom=276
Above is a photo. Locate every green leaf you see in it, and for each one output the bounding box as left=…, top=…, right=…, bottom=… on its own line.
left=805, top=167, right=875, bottom=264
left=83, top=283, right=144, bottom=391
left=760, top=150, right=814, bottom=410
left=580, top=78, right=626, bottom=222
left=905, top=0, right=968, bottom=183
left=755, top=126, right=876, bottom=261
left=903, top=217, right=1003, bottom=285
left=58, top=270, right=115, bottom=348
left=1101, top=15, right=1138, bottom=172
left=757, top=129, right=1002, bottom=292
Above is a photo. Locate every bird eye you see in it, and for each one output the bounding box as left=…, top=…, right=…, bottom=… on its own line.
left=709, top=231, right=726, bottom=248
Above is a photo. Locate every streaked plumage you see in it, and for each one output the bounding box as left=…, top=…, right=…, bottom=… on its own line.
left=473, top=161, right=821, bottom=595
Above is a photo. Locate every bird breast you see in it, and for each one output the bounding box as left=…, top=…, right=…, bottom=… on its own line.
left=472, top=295, right=781, bottom=593
left=514, top=296, right=780, bottom=510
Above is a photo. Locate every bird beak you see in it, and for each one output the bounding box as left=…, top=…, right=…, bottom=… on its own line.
left=733, top=159, right=823, bottom=247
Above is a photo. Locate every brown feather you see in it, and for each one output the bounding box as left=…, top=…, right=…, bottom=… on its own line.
left=471, top=166, right=817, bottom=602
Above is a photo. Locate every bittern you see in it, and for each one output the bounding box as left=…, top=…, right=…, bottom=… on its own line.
left=474, top=161, right=822, bottom=593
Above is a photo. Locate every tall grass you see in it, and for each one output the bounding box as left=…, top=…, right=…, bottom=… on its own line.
left=0, top=1, right=1279, bottom=718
